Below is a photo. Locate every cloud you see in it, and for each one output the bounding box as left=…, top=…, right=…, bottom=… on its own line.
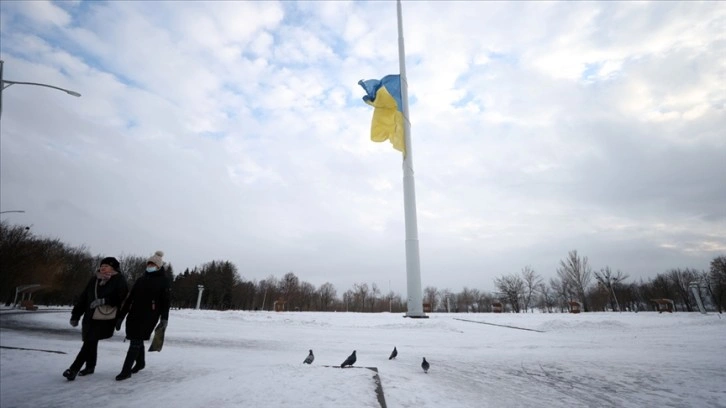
left=0, top=1, right=723, bottom=295
left=9, top=0, right=72, bottom=28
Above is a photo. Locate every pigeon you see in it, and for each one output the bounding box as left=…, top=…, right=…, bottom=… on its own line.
left=341, top=350, right=356, bottom=368
left=421, top=357, right=430, bottom=373
left=389, top=347, right=398, bottom=360
left=303, top=349, right=314, bottom=364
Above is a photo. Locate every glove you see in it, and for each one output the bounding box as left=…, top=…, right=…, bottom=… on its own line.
left=89, top=298, right=105, bottom=309
left=156, top=319, right=168, bottom=330
left=115, top=319, right=123, bottom=331
left=70, top=319, right=79, bottom=327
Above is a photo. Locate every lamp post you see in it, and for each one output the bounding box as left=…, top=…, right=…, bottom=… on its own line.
left=389, top=280, right=392, bottom=313
left=196, top=285, right=205, bottom=310
left=690, top=282, right=707, bottom=314
left=0, top=60, right=81, bottom=119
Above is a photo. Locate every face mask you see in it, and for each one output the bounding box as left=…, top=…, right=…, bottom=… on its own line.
left=146, top=266, right=158, bottom=273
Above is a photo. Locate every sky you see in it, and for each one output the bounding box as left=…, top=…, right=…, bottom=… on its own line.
left=0, top=1, right=724, bottom=295
left=1, top=308, right=725, bottom=407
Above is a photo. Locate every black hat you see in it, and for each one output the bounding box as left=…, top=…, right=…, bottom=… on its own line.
left=100, top=257, right=120, bottom=271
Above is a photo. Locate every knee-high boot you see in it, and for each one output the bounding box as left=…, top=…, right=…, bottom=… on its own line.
left=116, top=341, right=142, bottom=381
left=132, top=345, right=145, bottom=373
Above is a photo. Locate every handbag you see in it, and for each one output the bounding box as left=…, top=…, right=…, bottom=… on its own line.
left=149, top=325, right=166, bottom=352
left=92, top=281, right=118, bottom=320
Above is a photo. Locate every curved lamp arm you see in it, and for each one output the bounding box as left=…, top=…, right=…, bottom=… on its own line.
left=2, top=80, right=81, bottom=97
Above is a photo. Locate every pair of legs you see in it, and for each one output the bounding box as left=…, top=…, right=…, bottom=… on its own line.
left=63, top=335, right=99, bottom=381
left=115, top=339, right=145, bottom=381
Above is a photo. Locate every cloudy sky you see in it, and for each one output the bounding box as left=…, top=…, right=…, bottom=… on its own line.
left=1, top=1, right=724, bottom=295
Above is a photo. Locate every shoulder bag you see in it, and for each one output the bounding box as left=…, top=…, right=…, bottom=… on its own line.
left=92, top=280, right=118, bottom=320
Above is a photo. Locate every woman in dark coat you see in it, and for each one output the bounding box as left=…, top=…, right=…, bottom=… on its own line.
left=63, top=257, right=128, bottom=381
left=115, top=250, right=170, bottom=381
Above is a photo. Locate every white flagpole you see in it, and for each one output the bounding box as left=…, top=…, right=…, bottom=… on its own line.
left=397, top=0, right=425, bottom=318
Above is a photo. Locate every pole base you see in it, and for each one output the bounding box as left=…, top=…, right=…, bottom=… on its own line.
left=403, top=314, right=429, bottom=319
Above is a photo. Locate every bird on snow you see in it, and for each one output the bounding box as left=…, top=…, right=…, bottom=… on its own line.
left=389, top=347, right=398, bottom=360
left=421, top=357, right=430, bottom=373
left=341, top=350, right=357, bottom=368
left=303, top=349, right=314, bottom=364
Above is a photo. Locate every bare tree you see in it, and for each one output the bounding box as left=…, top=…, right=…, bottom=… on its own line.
left=457, top=287, right=478, bottom=313
left=537, top=282, right=556, bottom=313
left=557, top=250, right=593, bottom=311
left=369, top=283, right=381, bottom=312
left=383, top=290, right=396, bottom=312
left=667, top=268, right=698, bottom=311
left=279, top=272, right=300, bottom=309
left=708, top=256, right=726, bottom=313
left=119, top=254, right=147, bottom=283
left=521, top=266, right=543, bottom=313
left=494, top=274, right=525, bottom=313
left=475, top=291, right=494, bottom=312
left=423, top=286, right=439, bottom=312
left=388, top=292, right=405, bottom=313
left=650, top=274, right=673, bottom=299
left=353, top=282, right=369, bottom=312
left=588, top=284, right=611, bottom=311
left=469, top=288, right=481, bottom=312
left=622, top=281, right=646, bottom=312
left=342, top=289, right=354, bottom=312
left=1, top=222, right=39, bottom=305
left=298, top=281, right=315, bottom=311
left=318, top=282, right=336, bottom=311
left=257, top=276, right=279, bottom=310
left=232, top=280, right=256, bottom=310
left=439, top=288, right=453, bottom=312
left=594, top=266, right=629, bottom=311
left=550, top=277, right=572, bottom=312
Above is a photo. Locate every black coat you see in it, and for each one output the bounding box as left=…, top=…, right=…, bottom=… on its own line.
left=119, top=268, right=171, bottom=341
left=71, top=273, right=129, bottom=342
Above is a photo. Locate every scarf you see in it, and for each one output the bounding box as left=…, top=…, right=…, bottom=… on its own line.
left=96, top=269, right=118, bottom=286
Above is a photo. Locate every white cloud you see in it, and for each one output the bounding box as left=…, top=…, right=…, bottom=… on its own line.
left=0, top=1, right=723, bottom=295
left=12, top=0, right=71, bottom=28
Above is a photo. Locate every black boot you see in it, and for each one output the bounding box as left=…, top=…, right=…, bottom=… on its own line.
left=116, top=343, right=141, bottom=381
left=63, top=368, right=78, bottom=381
left=115, top=371, right=132, bottom=381
left=131, top=346, right=145, bottom=373
left=78, top=367, right=95, bottom=376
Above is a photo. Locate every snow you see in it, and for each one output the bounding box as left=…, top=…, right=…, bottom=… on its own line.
left=1, top=309, right=725, bottom=408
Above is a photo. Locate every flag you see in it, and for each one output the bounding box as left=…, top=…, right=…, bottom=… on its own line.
left=358, top=74, right=405, bottom=153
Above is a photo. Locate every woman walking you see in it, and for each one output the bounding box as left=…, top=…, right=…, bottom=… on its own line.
left=63, top=257, right=128, bottom=380
left=115, top=250, right=170, bottom=381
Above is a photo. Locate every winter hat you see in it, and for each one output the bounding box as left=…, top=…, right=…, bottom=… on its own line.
left=100, top=257, right=120, bottom=271
left=147, top=250, right=165, bottom=268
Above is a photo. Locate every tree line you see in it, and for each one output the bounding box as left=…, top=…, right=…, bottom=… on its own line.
left=433, top=250, right=725, bottom=314
left=2, top=222, right=724, bottom=313
left=0, top=222, right=173, bottom=306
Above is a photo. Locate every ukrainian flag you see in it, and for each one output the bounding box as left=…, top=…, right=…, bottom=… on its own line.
left=358, top=74, right=405, bottom=153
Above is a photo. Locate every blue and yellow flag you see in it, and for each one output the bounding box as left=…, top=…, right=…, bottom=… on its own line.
left=358, top=74, right=405, bottom=153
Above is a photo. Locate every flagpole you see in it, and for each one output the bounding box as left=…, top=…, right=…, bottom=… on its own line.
left=397, top=0, right=426, bottom=318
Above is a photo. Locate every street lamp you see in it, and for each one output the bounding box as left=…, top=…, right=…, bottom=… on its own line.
left=0, top=60, right=81, bottom=119
left=0, top=210, right=26, bottom=215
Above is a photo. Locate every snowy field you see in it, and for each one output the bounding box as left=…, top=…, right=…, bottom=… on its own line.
left=1, top=308, right=725, bottom=408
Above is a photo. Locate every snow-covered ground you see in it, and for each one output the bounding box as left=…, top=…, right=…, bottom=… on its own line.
left=1, top=308, right=724, bottom=408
